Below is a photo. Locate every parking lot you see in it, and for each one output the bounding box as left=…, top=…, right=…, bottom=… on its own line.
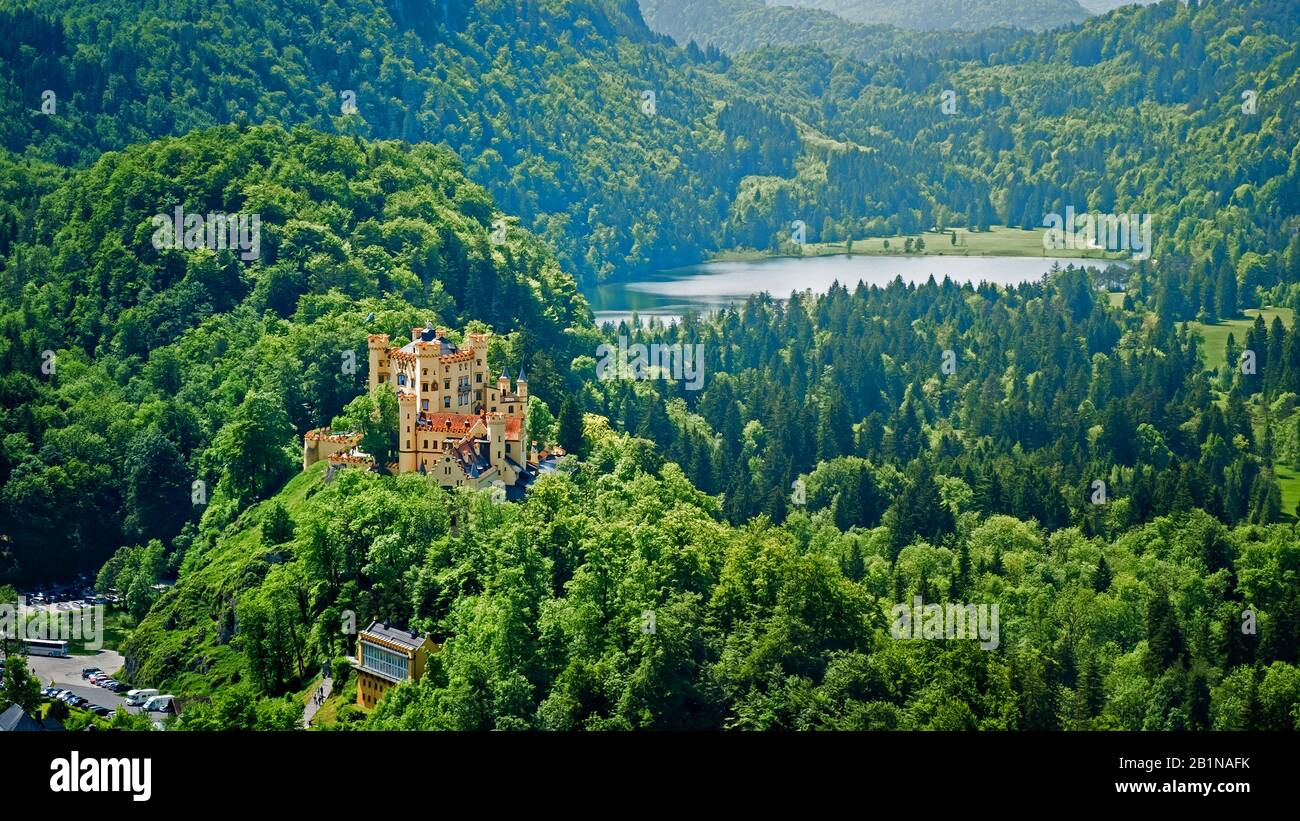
left=25, top=648, right=141, bottom=715
left=9, top=581, right=156, bottom=719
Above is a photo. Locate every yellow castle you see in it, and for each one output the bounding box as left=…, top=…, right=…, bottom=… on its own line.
left=304, top=327, right=558, bottom=496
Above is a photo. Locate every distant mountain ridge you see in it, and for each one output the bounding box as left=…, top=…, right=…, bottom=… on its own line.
left=768, top=0, right=1090, bottom=31
left=637, top=0, right=1025, bottom=61
left=1077, top=0, right=1159, bottom=12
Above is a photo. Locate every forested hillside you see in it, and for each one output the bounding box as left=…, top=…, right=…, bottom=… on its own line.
left=0, top=0, right=811, bottom=284
left=0, top=124, right=595, bottom=581
left=0, top=0, right=1298, bottom=735
left=125, top=409, right=1300, bottom=730
left=722, top=0, right=1300, bottom=310
left=1, top=0, right=1295, bottom=301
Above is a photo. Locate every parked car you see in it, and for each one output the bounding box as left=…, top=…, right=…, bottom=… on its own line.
left=41, top=687, right=59, bottom=698
left=81, top=667, right=101, bottom=679
left=90, top=706, right=111, bottom=717
left=107, top=681, right=130, bottom=693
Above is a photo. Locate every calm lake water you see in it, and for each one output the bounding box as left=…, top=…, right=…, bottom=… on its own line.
left=590, top=254, right=1112, bottom=325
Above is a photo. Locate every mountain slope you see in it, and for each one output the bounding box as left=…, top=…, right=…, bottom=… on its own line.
left=718, top=0, right=1300, bottom=284
left=637, top=0, right=1025, bottom=62
left=0, top=0, right=806, bottom=285
left=0, top=124, right=595, bottom=581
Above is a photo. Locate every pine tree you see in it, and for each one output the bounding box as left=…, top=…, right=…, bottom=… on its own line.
left=1079, top=653, right=1104, bottom=717
left=1145, top=592, right=1185, bottom=676
left=556, top=394, right=584, bottom=455
left=1260, top=591, right=1300, bottom=664
left=1093, top=554, right=1112, bottom=592
left=1185, top=667, right=1211, bottom=730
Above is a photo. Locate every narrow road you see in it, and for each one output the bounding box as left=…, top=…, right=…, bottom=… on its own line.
left=303, top=676, right=333, bottom=727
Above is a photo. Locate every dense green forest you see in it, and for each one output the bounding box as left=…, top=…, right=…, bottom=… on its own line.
left=592, top=270, right=1300, bottom=531
left=0, top=0, right=1298, bottom=732
left=121, top=416, right=1300, bottom=730
left=2, top=0, right=1295, bottom=297
left=722, top=0, right=1300, bottom=305
left=0, top=0, right=812, bottom=284
left=0, top=124, right=594, bottom=581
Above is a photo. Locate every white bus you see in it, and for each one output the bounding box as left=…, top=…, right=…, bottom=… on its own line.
left=23, top=639, right=69, bottom=657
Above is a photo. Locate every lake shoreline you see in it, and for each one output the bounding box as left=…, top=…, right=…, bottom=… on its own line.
left=590, top=251, right=1127, bottom=326
left=706, top=226, right=1128, bottom=264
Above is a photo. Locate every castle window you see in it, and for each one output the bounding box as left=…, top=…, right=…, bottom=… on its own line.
left=422, top=399, right=429, bottom=410
left=476, top=373, right=482, bottom=383
left=444, top=379, right=450, bottom=389
left=422, top=383, right=428, bottom=392
left=422, top=368, right=427, bottom=375
left=423, top=440, right=428, bottom=448
left=443, top=397, right=450, bottom=408
left=397, top=374, right=407, bottom=386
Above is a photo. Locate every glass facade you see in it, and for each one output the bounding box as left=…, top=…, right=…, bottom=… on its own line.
left=360, top=640, right=410, bottom=682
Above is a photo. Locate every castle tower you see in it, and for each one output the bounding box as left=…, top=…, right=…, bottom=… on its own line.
left=398, top=392, right=418, bottom=473
left=487, top=414, right=507, bottom=476
left=497, top=367, right=511, bottom=398
left=516, top=365, right=528, bottom=401
left=465, top=333, right=489, bottom=411
left=368, top=334, right=390, bottom=392
left=416, top=339, right=438, bottom=414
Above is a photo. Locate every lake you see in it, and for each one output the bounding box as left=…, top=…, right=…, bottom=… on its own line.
left=589, top=254, right=1116, bottom=325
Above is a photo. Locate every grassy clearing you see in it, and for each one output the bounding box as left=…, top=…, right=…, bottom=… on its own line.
left=1274, top=464, right=1300, bottom=520
left=710, top=225, right=1127, bottom=262
left=1190, top=307, right=1295, bottom=372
